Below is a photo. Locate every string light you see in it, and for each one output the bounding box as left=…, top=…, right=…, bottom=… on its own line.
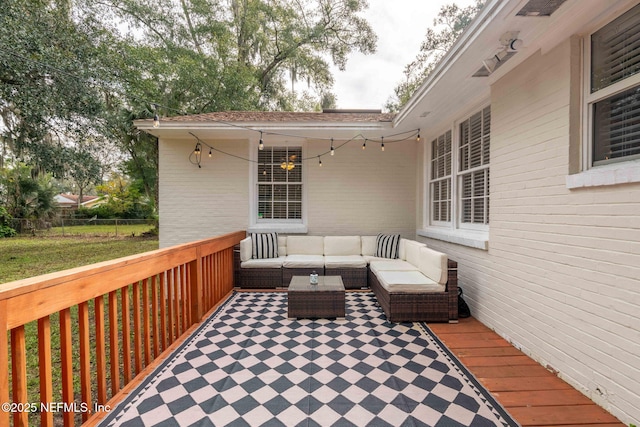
left=151, top=104, right=159, bottom=128
left=259, top=131, right=264, bottom=150
left=330, top=138, right=335, bottom=156
left=208, top=148, right=212, bottom=158
left=318, top=156, right=322, bottom=167
left=362, top=139, right=366, bottom=150
left=381, top=137, right=385, bottom=152
left=416, top=131, right=420, bottom=142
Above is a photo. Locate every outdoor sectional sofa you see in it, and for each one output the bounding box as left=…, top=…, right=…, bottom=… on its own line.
left=234, top=234, right=458, bottom=323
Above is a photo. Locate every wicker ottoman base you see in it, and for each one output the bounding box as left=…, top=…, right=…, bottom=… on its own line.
left=288, top=276, right=345, bottom=319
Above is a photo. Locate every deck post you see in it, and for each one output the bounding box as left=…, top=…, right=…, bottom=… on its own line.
left=190, top=247, right=204, bottom=323
left=0, top=301, right=9, bottom=427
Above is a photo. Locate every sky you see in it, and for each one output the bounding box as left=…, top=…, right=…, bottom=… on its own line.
left=329, top=0, right=477, bottom=110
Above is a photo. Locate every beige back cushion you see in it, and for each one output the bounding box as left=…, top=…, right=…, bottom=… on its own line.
left=278, top=235, right=287, bottom=256
left=417, top=246, right=448, bottom=285
left=404, top=240, right=426, bottom=266
left=286, top=236, right=324, bottom=255
left=324, top=236, right=361, bottom=256
left=240, top=236, right=252, bottom=262
left=361, top=236, right=377, bottom=256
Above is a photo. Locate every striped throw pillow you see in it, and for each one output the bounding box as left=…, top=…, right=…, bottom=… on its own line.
left=251, top=232, right=278, bottom=259
left=375, top=233, right=400, bottom=259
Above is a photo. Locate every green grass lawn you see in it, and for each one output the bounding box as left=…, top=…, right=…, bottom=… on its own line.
left=0, top=229, right=159, bottom=425
left=1, top=229, right=159, bottom=284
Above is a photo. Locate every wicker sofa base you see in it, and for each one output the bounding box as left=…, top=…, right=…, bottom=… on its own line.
left=368, top=260, right=458, bottom=323
left=325, top=267, right=367, bottom=289
left=239, top=268, right=283, bottom=289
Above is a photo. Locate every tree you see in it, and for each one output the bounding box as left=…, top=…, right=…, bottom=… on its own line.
left=386, top=1, right=485, bottom=112
left=0, top=0, right=105, bottom=170
left=0, top=163, right=58, bottom=229
left=63, top=145, right=104, bottom=208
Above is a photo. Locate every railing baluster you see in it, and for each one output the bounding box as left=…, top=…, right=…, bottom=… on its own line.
left=108, top=290, right=120, bottom=395
left=174, top=267, right=181, bottom=337
left=160, top=272, right=167, bottom=351
left=182, top=264, right=189, bottom=330
left=38, top=316, right=54, bottom=427
left=143, top=277, right=151, bottom=366
left=151, top=275, right=159, bottom=358
left=59, top=308, right=74, bottom=427
left=167, top=269, right=174, bottom=345
left=95, top=296, right=107, bottom=405
left=11, top=325, right=28, bottom=427
left=78, top=301, right=92, bottom=423
left=133, top=281, right=142, bottom=375
left=122, top=286, right=132, bottom=384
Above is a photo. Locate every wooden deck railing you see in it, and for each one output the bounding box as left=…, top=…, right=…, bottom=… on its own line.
left=0, top=230, right=245, bottom=427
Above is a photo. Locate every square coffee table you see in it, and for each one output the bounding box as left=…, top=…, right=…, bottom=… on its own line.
left=288, top=275, right=346, bottom=319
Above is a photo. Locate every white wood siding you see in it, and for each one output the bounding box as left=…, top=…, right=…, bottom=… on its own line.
left=419, top=39, right=640, bottom=423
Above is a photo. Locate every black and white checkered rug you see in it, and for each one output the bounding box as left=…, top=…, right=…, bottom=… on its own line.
left=100, top=292, right=518, bottom=427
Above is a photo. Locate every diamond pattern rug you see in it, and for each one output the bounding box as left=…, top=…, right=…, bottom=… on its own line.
left=100, top=292, right=519, bottom=427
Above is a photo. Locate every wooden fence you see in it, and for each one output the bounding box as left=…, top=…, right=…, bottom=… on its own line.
left=0, top=231, right=245, bottom=426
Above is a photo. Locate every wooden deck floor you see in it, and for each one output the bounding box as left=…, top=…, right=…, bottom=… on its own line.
left=429, top=318, right=624, bottom=427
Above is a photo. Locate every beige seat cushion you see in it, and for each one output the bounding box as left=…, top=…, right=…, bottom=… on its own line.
left=283, top=254, right=325, bottom=268
left=361, top=236, right=377, bottom=256
left=241, top=257, right=286, bottom=269
left=324, top=255, right=367, bottom=269
left=376, top=270, right=445, bottom=293
left=369, top=260, right=418, bottom=275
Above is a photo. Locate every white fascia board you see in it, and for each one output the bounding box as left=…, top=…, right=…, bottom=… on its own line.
left=394, top=0, right=511, bottom=126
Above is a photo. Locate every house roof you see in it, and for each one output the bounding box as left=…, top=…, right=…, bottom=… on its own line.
left=158, top=110, right=395, bottom=124
left=55, top=194, right=101, bottom=207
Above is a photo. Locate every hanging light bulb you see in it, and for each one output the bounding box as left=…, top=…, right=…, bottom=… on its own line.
left=416, top=131, right=421, bottom=142
left=208, top=148, right=212, bottom=158
left=259, top=131, right=264, bottom=151
left=153, top=104, right=160, bottom=128
left=362, top=139, right=366, bottom=150
left=381, top=137, right=385, bottom=152
left=330, top=138, right=335, bottom=156
left=318, top=156, right=323, bottom=167
left=194, top=142, right=201, bottom=155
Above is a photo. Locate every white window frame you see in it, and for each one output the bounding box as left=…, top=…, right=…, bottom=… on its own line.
left=419, top=103, right=490, bottom=250
left=569, top=4, right=640, bottom=189
left=248, top=140, right=308, bottom=234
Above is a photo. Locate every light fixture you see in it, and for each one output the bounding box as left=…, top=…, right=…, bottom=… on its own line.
left=318, top=156, right=322, bottom=167
left=416, top=131, right=421, bottom=142
left=208, top=148, right=212, bottom=158
left=194, top=142, right=201, bottom=155
left=259, top=131, right=264, bottom=150
left=362, top=139, right=366, bottom=150
left=153, top=104, right=160, bottom=128
left=330, top=138, right=335, bottom=156
left=381, top=137, right=385, bottom=152
left=280, top=161, right=295, bottom=171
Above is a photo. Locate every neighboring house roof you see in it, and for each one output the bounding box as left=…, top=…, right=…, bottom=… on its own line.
left=55, top=194, right=103, bottom=208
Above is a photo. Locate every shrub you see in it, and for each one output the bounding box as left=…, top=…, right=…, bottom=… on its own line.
left=0, top=206, right=17, bottom=238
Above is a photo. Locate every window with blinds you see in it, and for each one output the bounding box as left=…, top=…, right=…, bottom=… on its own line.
left=257, top=146, right=302, bottom=220
left=459, top=107, right=490, bottom=225
left=590, top=4, right=640, bottom=165
left=430, top=131, right=452, bottom=223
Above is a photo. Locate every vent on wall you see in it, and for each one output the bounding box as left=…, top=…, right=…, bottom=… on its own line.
left=516, top=0, right=567, bottom=17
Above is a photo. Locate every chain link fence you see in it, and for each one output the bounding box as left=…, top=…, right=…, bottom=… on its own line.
left=10, top=218, right=158, bottom=237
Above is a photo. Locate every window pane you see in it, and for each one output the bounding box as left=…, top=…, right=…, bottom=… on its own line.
left=256, top=146, right=303, bottom=221
left=593, top=84, right=640, bottom=163
left=591, top=4, right=640, bottom=92
left=460, top=107, right=490, bottom=172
